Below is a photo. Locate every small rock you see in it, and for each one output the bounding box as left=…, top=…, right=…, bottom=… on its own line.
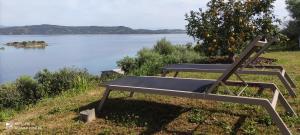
left=80, top=108, right=96, bottom=123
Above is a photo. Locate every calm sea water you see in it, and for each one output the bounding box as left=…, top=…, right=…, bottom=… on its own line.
left=0, top=34, right=193, bottom=83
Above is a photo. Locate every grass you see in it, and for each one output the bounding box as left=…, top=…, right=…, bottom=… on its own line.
left=1, top=51, right=300, bottom=134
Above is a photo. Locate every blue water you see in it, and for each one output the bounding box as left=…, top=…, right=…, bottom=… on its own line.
left=0, top=34, right=193, bottom=83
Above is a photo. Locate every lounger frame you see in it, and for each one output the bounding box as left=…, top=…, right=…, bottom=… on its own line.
left=98, top=79, right=296, bottom=135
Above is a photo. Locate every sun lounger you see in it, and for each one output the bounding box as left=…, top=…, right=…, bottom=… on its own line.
left=162, top=38, right=297, bottom=97
left=98, top=36, right=297, bottom=134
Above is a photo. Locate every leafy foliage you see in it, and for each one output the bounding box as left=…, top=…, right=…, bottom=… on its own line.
left=16, top=76, right=44, bottom=104
left=117, top=56, right=137, bottom=74
left=153, top=38, right=175, bottom=55
left=286, top=0, right=300, bottom=19
left=117, top=39, right=204, bottom=75
left=35, top=68, right=94, bottom=96
left=185, top=0, right=284, bottom=57
left=0, top=84, right=22, bottom=109
left=0, top=68, right=97, bottom=109
left=282, top=0, right=300, bottom=50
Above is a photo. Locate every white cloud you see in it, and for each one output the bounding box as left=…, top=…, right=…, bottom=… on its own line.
left=0, top=0, right=289, bottom=29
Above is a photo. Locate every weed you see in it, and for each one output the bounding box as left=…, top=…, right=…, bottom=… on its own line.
left=282, top=114, right=300, bottom=127
left=188, top=108, right=207, bottom=124
left=48, top=107, right=64, bottom=115
left=106, top=113, right=143, bottom=127
left=216, top=121, right=232, bottom=133
left=257, top=115, right=273, bottom=126
left=98, top=128, right=112, bottom=135
left=242, top=119, right=257, bottom=135
left=0, top=109, right=15, bottom=122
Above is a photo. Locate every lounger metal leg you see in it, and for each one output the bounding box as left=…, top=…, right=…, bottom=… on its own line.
left=174, top=72, right=179, bottom=77
left=283, top=72, right=297, bottom=88
left=161, top=70, right=168, bottom=77
left=277, top=74, right=296, bottom=97
left=97, top=89, right=111, bottom=112
left=278, top=93, right=297, bottom=116
left=255, top=87, right=264, bottom=96
left=263, top=102, right=292, bottom=135
left=272, top=85, right=298, bottom=116
left=129, top=91, right=134, bottom=97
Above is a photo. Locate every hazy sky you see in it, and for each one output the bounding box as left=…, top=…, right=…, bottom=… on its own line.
left=0, top=0, right=290, bottom=29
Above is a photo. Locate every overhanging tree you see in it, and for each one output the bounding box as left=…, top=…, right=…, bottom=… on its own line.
left=186, top=0, right=283, bottom=58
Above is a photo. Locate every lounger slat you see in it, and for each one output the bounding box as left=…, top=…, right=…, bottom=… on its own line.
left=164, top=64, right=230, bottom=70
left=106, top=76, right=214, bottom=93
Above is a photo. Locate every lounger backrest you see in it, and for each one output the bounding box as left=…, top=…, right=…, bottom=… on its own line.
left=242, top=37, right=277, bottom=68
left=207, top=36, right=268, bottom=93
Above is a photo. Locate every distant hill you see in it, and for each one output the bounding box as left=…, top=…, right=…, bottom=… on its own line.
left=0, top=24, right=186, bottom=35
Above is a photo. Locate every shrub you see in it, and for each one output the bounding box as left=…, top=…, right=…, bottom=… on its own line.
left=117, top=38, right=207, bottom=75
left=0, top=83, right=22, bottom=109
left=163, top=51, right=182, bottom=64
left=153, top=38, right=175, bottom=55
left=133, top=59, right=163, bottom=76
left=34, top=69, right=54, bottom=96
left=117, top=56, right=138, bottom=74
left=0, top=67, right=97, bottom=112
left=180, top=50, right=203, bottom=63
left=35, top=68, right=94, bottom=96
left=134, top=49, right=164, bottom=76
left=16, top=76, right=44, bottom=104
left=136, top=48, right=161, bottom=65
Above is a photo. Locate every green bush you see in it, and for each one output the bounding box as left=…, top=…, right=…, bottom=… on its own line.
left=0, top=67, right=97, bottom=114
left=117, top=56, right=138, bottom=74
left=163, top=51, right=182, bottom=64
left=0, top=83, right=22, bottom=109
left=153, top=38, right=175, bottom=55
left=34, top=69, right=54, bottom=96
left=179, top=49, right=203, bottom=63
left=136, top=48, right=161, bottom=65
left=117, top=38, right=206, bottom=76
left=16, top=76, right=44, bottom=104
left=134, top=49, right=164, bottom=76
left=133, top=58, right=164, bottom=76
left=35, top=68, right=93, bottom=96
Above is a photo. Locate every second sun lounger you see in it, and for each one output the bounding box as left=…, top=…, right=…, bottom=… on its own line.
left=162, top=38, right=297, bottom=97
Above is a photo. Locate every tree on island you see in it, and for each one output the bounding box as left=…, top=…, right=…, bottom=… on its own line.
left=185, top=0, right=285, bottom=59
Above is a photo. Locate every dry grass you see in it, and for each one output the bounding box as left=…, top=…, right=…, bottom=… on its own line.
left=1, top=51, right=300, bottom=135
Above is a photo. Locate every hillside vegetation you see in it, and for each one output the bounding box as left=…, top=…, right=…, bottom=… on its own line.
left=0, top=24, right=185, bottom=35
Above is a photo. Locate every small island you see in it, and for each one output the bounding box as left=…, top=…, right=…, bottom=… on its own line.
left=0, top=47, right=4, bottom=50
left=5, top=41, right=48, bottom=48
